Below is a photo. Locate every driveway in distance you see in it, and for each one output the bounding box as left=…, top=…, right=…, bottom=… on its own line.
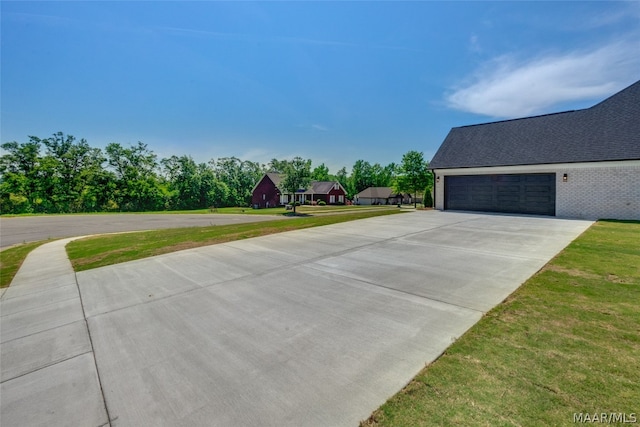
left=0, top=213, right=284, bottom=249
left=1, top=211, right=593, bottom=426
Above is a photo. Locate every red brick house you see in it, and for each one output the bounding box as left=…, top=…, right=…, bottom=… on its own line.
left=251, top=173, right=347, bottom=208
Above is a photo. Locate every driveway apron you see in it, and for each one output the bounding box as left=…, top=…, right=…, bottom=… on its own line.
left=0, top=211, right=593, bottom=426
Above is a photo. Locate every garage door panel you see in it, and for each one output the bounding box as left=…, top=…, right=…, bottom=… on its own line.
left=445, top=173, right=555, bottom=216
left=525, top=185, right=551, bottom=192
left=498, top=175, right=522, bottom=182
left=497, top=185, right=520, bottom=193
left=471, top=185, right=493, bottom=192
left=497, top=195, right=520, bottom=203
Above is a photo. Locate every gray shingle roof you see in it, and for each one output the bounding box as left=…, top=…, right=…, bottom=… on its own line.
left=266, top=173, right=341, bottom=194
left=308, top=181, right=339, bottom=194
left=356, top=187, right=395, bottom=199
left=266, top=172, right=282, bottom=186
left=430, top=80, right=640, bottom=169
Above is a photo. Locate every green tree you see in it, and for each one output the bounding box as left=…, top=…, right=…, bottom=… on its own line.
left=311, top=163, right=330, bottom=181
left=105, top=142, right=165, bottom=211
left=0, top=138, right=43, bottom=213
left=162, top=155, right=202, bottom=210
left=42, top=132, right=108, bottom=212
left=197, top=163, right=230, bottom=208
left=335, top=167, right=351, bottom=198
left=162, top=155, right=233, bottom=210
left=267, top=158, right=288, bottom=174
left=349, top=160, right=398, bottom=196
left=395, top=150, right=431, bottom=208
left=280, top=157, right=311, bottom=214
left=351, top=159, right=374, bottom=194
left=212, top=157, right=264, bottom=207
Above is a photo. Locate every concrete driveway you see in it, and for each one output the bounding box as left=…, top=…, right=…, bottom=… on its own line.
left=0, top=211, right=593, bottom=426
left=0, top=213, right=285, bottom=249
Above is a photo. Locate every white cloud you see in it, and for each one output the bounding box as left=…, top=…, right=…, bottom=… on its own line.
left=468, top=34, right=481, bottom=54
left=296, top=123, right=329, bottom=132
left=446, top=39, right=640, bottom=118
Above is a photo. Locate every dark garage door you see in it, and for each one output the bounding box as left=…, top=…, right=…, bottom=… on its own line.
left=445, top=173, right=556, bottom=216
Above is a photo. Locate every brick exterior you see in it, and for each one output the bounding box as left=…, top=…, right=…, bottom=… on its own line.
left=556, top=164, right=640, bottom=220
left=433, top=161, right=640, bottom=220
left=251, top=175, right=280, bottom=208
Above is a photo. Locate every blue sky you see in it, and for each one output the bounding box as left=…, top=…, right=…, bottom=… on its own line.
left=2, top=1, right=639, bottom=173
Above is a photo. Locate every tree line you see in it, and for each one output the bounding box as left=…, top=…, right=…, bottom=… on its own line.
left=0, top=132, right=432, bottom=214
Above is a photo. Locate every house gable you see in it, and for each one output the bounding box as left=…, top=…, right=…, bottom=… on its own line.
left=251, top=173, right=282, bottom=208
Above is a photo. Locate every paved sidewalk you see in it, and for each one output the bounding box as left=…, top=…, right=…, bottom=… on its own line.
left=0, top=212, right=593, bottom=426
left=0, top=238, right=109, bottom=427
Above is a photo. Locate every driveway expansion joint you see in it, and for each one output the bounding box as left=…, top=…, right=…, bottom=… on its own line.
left=0, top=350, right=94, bottom=384
left=74, top=269, right=113, bottom=426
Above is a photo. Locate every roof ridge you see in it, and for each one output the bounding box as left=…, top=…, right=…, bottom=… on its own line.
left=589, top=79, right=640, bottom=109
left=455, top=109, right=579, bottom=129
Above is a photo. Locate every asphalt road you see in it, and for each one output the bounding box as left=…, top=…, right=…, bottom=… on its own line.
left=0, top=213, right=286, bottom=249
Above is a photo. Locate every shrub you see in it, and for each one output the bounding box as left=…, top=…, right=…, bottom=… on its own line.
left=423, top=189, right=434, bottom=208
left=318, top=200, right=326, bottom=206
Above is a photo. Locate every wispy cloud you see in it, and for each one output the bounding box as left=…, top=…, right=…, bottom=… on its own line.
left=160, top=26, right=424, bottom=53
left=297, top=123, right=329, bottom=132
left=7, top=12, right=73, bottom=26
left=468, top=34, right=482, bottom=54
left=579, top=2, right=640, bottom=30
left=446, top=39, right=640, bottom=118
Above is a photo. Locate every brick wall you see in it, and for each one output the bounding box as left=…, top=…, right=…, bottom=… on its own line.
left=433, top=161, right=640, bottom=220
left=556, top=164, right=640, bottom=220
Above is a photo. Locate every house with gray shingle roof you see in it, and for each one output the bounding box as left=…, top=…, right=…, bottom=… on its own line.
left=251, top=173, right=347, bottom=208
left=354, top=187, right=410, bottom=205
left=430, top=80, right=640, bottom=220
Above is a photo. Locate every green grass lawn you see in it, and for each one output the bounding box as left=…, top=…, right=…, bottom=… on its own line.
left=0, top=241, right=49, bottom=288
left=363, top=220, right=640, bottom=426
left=66, top=209, right=403, bottom=272
left=214, top=205, right=400, bottom=215
left=1, top=204, right=399, bottom=217
left=0, top=207, right=402, bottom=287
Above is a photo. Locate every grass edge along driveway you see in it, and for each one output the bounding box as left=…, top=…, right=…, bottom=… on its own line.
left=0, top=241, right=49, bottom=288
left=1, top=209, right=401, bottom=287
left=66, top=209, right=403, bottom=272
left=362, top=219, right=639, bottom=427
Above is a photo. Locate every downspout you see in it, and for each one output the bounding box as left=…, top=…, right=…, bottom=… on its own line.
left=432, top=169, right=436, bottom=210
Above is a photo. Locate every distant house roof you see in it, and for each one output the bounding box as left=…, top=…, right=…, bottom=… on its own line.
left=304, top=181, right=342, bottom=194
left=260, top=173, right=343, bottom=195
left=265, top=172, right=282, bottom=187
left=430, top=80, right=640, bottom=169
left=356, top=187, right=397, bottom=199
